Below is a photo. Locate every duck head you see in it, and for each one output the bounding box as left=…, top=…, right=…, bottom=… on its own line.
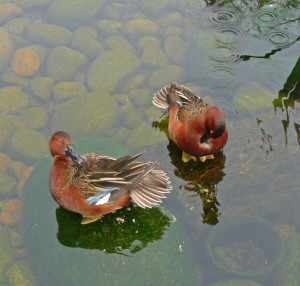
left=204, top=107, right=226, bottom=139
left=50, top=131, right=83, bottom=164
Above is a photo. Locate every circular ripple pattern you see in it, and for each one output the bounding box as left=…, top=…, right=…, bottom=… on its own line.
left=209, top=45, right=241, bottom=64
left=206, top=8, right=241, bottom=26
left=205, top=65, right=238, bottom=89
left=266, top=31, right=294, bottom=48
left=213, top=26, right=245, bottom=45
left=254, top=8, right=279, bottom=27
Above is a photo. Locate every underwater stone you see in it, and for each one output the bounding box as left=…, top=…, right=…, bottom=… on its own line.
left=148, top=64, right=185, bottom=88
left=164, top=36, right=188, bottom=64
left=208, top=279, right=262, bottom=286
left=145, top=106, right=165, bottom=122
left=87, top=49, right=140, bottom=93
left=128, top=88, right=152, bottom=108
left=95, top=20, right=123, bottom=34
left=53, top=81, right=87, bottom=101
left=232, top=83, right=274, bottom=114
left=8, top=160, right=27, bottom=181
left=164, top=26, right=183, bottom=37
left=159, top=12, right=182, bottom=27
left=1, top=70, right=30, bottom=88
left=6, top=260, right=37, bottom=286
left=119, top=104, right=144, bottom=130
left=16, top=0, right=51, bottom=9
left=125, top=123, right=167, bottom=149
left=105, top=35, right=134, bottom=51
left=26, top=23, right=72, bottom=47
left=0, top=224, right=15, bottom=282
left=10, top=129, right=48, bottom=163
left=47, top=0, right=105, bottom=29
left=138, top=0, right=171, bottom=16
left=0, top=86, right=28, bottom=114
left=0, top=174, right=17, bottom=198
left=47, top=46, right=87, bottom=82
left=0, top=3, right=22, bottom=24
left=30, top=77, right=53, bottom=101
left=121, top=74, right=148, bottom=93
left=106, top=126, right=131, bottom=143
left=0, top=199, right=23, bottom=227
left=22, top=107, right=48, bottom=129
left=138, top=36, right=161, bottom=50
left=50, top=93, right=118, bottom=137
left=0, top=28, right=13, bottom=72
left=12, top=46, right=40, bottom=77
left=0, top=153, right=11, bottom=173
left=71, top=27, right=104, bottom=59
left=141, top=46, right=168, bottom=67
left=123, top=19, right=159, bottom=39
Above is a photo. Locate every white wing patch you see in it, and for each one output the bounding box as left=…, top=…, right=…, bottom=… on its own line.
left=96, top=193, right=111, bottom=205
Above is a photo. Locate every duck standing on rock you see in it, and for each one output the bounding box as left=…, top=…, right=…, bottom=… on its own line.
left=49, top=131, right=171, bottom=224
left=153, top=82, right=228, bottom=162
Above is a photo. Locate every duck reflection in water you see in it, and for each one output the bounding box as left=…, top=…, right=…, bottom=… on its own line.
left=56, top=203, right=171, bottom=254
left=153, top=115, right=226, bottom=225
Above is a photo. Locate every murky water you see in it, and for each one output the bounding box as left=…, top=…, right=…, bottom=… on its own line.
left=0, top=0, right=299, bottom=285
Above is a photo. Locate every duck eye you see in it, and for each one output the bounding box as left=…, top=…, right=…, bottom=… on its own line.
left=58, top=139, right=62, bottom=143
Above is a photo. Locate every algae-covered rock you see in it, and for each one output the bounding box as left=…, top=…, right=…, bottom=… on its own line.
left=121, top=74, right=148, bottom=93
left=47, top=0, right=105, bottom=28
left=0, top=154, right=11, bottom=173
left=0, top=199, right=22, bottom=227
left=26, top=23, right=72, bottom=47
left=138, top=0, right=171, bottom=16
left=232, top=83, right=274, bottom=115
left=10, top=129, right=48, bottom=163
left=0, top=86, right=28, bottom=113
left=0, top=28, right=13, bottom=72
left=1, top=70, right=30, bottom=88
left=12, top=46, right=40, bottom=77
left=47, top=46, right=87, bottom=82
left=22, top=136, right=199, bottom=286
left=164, top=36, right=188, bottom=64
left=128, top=88, right=152, bottom=108
left=138, top=36, right=161, bottom=50
left=0, top=3, right=22, bottom=24
left=159, top=12, right=182, bottom=27
left=22, top=107, right=48, bottom=129
left=0, top=174, right=17, bottom=198
left=0, top=224, right=15, bottom=282
left=123, top=19, right=159, bottom=39
left=208, top=279, right=262, bottom=286
left=16, top=0, right=51, bottom=9
left=126, top=123, right=167, bottom=149
left=30, top=77, right=53, bottom=101
left=148, top=64, right=185, bottom=88
left=141, top=46, right=168, bottom=67
left=71, top=27, right=104, bottom=59
left=95, top=20, right=123, bottom=34
left=6, top=260, right=37, bottom=286
left=53, top=81, right=87, bottom=101
left=105, top=35, right=134, bottom=51
left=50, top=92, right=118, bottom=137
left=87, top=49, right=140, bottom=93
left=119, top=104, right=144, bottom=130
left=4, top=17, right=31, bottom=35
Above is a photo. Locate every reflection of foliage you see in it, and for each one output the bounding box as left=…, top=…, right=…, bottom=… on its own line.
left=256, top=117, right=273, bottom=155
left=273, top=57, right=300, bottom=146
left=56, top=204, right=170, bottom=254
left=153, top=116, right=226, bottom=225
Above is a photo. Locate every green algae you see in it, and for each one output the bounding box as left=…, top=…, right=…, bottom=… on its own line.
left=6, top=260, right=37, bottom=286
left=87, top=49, right=140, bottom=93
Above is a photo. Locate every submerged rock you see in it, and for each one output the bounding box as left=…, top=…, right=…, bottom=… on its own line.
left=6, top=260, right=37, bottom=286
left=138, top=0, right=171, bottom=16
left=0, top=28, right=13, bottom=72
left=0, top=86, right=28, bottom=114
left=53, top=81, right=87, bottom=101
left=87, top=49, right=140, bottom=93
left=164, top=36, right=188, bottom=64
left=47, top=0, right=105, bottom=28
left=208, top=279, right=262, bottom=286
left=4, top=17, right=31, bottom=35
left=30, top=77, right=53, bottom=101
left=47, top=46, right=87, bottom=82
left=0, top=3, right=23, bottom=24
left=22, top=107, right=48, bottom=129
left=0, top=173, right=17, bottom=198
left=123, top=19, right=159, bottom=39
left=0, top=199, right=22, bottom=227
left=50, top=92, right=118, bottom=137
left=22, top=135, right=199, bottom=286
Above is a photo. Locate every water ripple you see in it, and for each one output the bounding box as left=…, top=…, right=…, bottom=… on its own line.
left=205, top=64, right=238, bottom=89
left=213, top=26, right=245, bottom=45
left=209, top=45, right=241, bottom=63
left=254, top=8, right=279, bottom=27
left=266, top=31, right=294, bottom=48
left=206, top=8, right=241, bottom=26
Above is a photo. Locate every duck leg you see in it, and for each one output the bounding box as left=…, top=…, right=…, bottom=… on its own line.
left=81, top=215, right=103, bottom=225
left=182, top=151, right=197, bottom=162
left=199, top=154, right=214, bottom=162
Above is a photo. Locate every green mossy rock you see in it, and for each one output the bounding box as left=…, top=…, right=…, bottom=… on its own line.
left=232, top=83, right=274, bottom=115
left=123, top=19, right=159, bottom=39
left=87, top=49, right=140, bottom=93
left=22, top=135, right=199, bottom=286
left=53, top=81, right=87, bottom=101
left=71, top=27, right=104, bottom=59
left=3, top=17, right=31, bottom=35
left=1, top=70, right=30, bottom=88
left=0, top=199, right=22, bottom=227
left=22, top=107, right=48, bottom=129
left=128, top=88, right=152, bottom=108
left=26, top=23, right=72, bottom=47
left=50, top=92, right=117, bottom=137
left=6, top=260, right=37, bottom=286
left=0, top=3, right=22, bottom=24
left=10, top=129, right=48, bottom=163
left=138, top=0, right=171, bottom=16
left=105, top=35, right=134, bottom=51
left=0, top=174, right=17, bottom=198
left=0, top=86, right=28, bottom=114
left=141, top=46, right=168, bottom=67
left=164, top=36, right=188, bottom=64
left=0, top=225, right=15, bottom=282
left=16, top=0, right=51, bottom=9
left=47, top=46, right=87, bottom=82
left=148, top=65, right=185, bottom=88
left=0, top=28, right=13, bottom=72
left=208, top=279, right=262, bottom=286
left=30, top=77, right=53, bottom=101
left=47, top=0, right=105, bottom=29
left=95, top=20, right=123, bottom=34
left=119, top=104, right=144, bottom=130
left=138, top=36, right=161, bottom=50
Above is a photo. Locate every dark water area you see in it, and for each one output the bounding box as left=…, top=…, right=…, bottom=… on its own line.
left=0, top=0, right=299, bottom=285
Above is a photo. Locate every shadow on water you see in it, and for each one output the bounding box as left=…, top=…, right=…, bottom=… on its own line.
left=153, top=115, right=226, bottom=226
left=56, top=204, right=170, bottom=254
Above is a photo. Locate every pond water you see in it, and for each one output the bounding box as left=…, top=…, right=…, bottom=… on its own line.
left=0, top=0, right=299, bottom=285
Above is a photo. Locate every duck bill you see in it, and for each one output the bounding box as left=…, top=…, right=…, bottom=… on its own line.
left=65, top=145, right=83, bottom=164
